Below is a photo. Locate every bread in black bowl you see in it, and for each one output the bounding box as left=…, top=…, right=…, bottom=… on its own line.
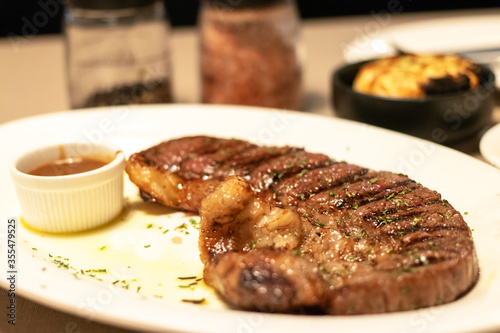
left=332, top=54, right=496, bottom=147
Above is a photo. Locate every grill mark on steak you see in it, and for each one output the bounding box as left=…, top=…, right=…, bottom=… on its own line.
left=141, top=136, right=245, bottom=170
left=212, top=146, right=298, bottom=180
left=177, top=139, right=256, bottom=180
left=294, top=173, right=418, bottom=217
left=396, top=225, right=470, bottom=249
left=125, top=136, right=479, bottom=315
left=274, top=163, right=368, bottom=207
left=357, top=180, right=419, bottom=205
left=247, top=150, right=334, bottom=193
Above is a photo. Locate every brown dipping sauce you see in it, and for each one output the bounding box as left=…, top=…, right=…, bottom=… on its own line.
left=28, top=157, right=108, bottom=176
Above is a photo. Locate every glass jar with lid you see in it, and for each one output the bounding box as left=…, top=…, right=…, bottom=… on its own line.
left=64, top=0, right=173, bottom=108
left=199, top=0, right=303, bottom=110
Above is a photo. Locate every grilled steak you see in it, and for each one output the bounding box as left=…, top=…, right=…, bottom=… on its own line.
left=126, top=136, right=479, bottom=314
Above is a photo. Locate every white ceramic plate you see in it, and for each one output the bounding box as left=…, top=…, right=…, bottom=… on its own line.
left=480, top=123, right=500, bottom=168
left=1, top=105, right=500, bottom=333
left=342, top=14, right=500, bottom=87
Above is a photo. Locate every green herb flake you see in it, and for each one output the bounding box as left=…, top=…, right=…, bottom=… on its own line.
left=370, top=177, right=378, bottom=183
left=297, top=169, right=308, bottom=177
left=299, top=193, right=306, bottom=200
left=189, top=218, right=199, bottom=230
left=144, top=245, right=151, bottom=248
left=100, top=245, right=107, bottom=251
left=175, top=223, right=188, bottom=231
left=353, top=202, right=359, bottom=210
left=85, top=268, right=107, bottom=274
left=400, top=188, right=413, bottom=195
left=147, top=224, right=153, bottom=229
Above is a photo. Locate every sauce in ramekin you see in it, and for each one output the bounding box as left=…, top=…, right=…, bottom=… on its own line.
left=28, top=157, right=107, bottom=176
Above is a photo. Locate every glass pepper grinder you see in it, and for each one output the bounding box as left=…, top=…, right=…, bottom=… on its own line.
left=199, top=0, right=303, bottom=110
left=64, top=0, right=173, bottom=108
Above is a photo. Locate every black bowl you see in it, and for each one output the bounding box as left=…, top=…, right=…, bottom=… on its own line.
left=332, top=60, right=496, bottom=146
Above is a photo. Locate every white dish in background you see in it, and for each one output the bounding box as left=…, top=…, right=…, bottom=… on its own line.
left=342, top=14, right=500, bottom=87
left=480, top=123, right=500, bottom=168
left=1, top=104, right=500, bottom=333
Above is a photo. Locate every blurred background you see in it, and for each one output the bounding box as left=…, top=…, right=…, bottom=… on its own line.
left=2, top=0, right=500, bottom=36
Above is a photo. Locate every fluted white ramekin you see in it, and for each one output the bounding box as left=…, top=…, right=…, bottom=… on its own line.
left=10, top=142, right=125, bottom=233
